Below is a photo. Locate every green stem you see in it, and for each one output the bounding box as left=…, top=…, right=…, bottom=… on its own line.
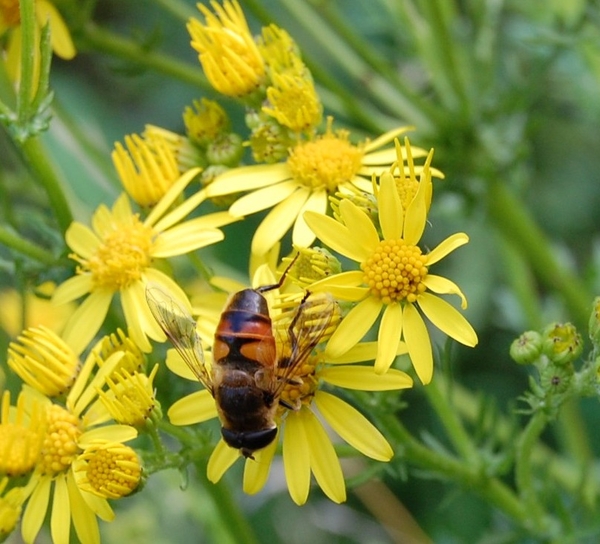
left=79, top=23, right=211, bottom=91
left=19, top=137, right=73, bottom=233
left=515, top=411, right=549, bottom=530
left=422, top=378, right=480, bottom=465
left=17, top=0, right=35, bottom=119
left=0, top=226, right=56, bottom=265
left=379, top=413, right=531, bottom=529
left=488, top=180, right=590, bottom=327
left=194, top=465, right=260, bottom=544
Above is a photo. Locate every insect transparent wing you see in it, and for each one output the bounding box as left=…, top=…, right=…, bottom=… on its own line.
left=146, top=286, right=214, bottom=394
left=272, top=292, right=338, bottom=398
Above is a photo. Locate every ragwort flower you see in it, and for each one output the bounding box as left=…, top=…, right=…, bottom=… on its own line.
left=52, top=169, right=236, bottom=354
left=304, top=151, right=478, bottom=384
left=206, top=120, right=437, bottom=255
left=18, top=335, right=138, bottom=544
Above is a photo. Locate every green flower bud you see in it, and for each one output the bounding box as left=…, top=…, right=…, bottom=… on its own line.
left=249, top=120, right=294, bottom=164
left=541, top=322, right=583, bottom=366
left=509, top=331, right=543, bottom=365
left=539, top=362, right=573, bottom=395
left=588, top=296, right=600, bottom=346
left=205, top=133, right=244, bottom=167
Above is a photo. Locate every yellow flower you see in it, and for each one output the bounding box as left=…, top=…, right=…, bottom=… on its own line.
left=0, top=390, right=46, bottom=477
left=112, top=131, right=181, bottom=207
left=206, top=120, right=438, bottom=255
left=52, top=169, right=236, bottom=354
left=0, top=477, right=26, bottom=540
left=304, top=158, right=478, bottom=384
left=187, top=0, right=265, bottom=98
left=8, top=326, right=80, bottom=397
left=164, top=266, right=412, bottom=504
left=73, top=441, right=142, bottom=500
left=0, top=282, right=74, bottom=337
left=19, top=340, right=138, bottom=544
left=1, top=0, right=75, bottom=82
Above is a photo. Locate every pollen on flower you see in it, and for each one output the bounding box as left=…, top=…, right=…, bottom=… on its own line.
left=278, top=358, right=318, bottom=410
left=75, top=442, right=142, bottom=499
left=362, top=239, right=428, bottom=305
left=38, top=405, right=82, bottom=476
left=287, top=121, right=364, bottom=193
left=75, top=217, right=153, bottom=290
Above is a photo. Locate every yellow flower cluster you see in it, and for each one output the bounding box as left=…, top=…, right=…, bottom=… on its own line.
left=0, top=1, right=479, bottom=540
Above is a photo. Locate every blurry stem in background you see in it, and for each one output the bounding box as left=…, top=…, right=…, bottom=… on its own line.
left=194, top=466, right=260, bottom=544
left=243, top=0, right=436, bottom=133
left=497, top=235, right=544, bottom=331
left=0, top=226, right=56, bottom=265
left=79, top=23, right=211, bottom=92
left=487, top=180, right=590, bottom=328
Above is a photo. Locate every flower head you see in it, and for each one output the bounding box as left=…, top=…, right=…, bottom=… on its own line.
left=0, top=477, right=26, bottom=540
left=52, top=168, right=236, bottom=354
left=206, top=121, right=436, bottom=255
left=17, top=334, right=138, bottom=544
left=188, top=0, right=265, bottom=98
left=304, top=141, right=478, bottom=383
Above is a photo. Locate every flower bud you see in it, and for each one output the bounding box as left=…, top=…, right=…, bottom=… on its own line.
left=588, top=296, right=600, bottom=346
left=510, top=331, right=543, bottom=365
left=205, top=133, right=244, bottom=167
left=539, top=362, right=573, bottom=395
left=541, top=322, right=583, bottom=366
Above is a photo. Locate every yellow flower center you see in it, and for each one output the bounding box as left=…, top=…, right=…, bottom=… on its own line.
left=396, top=177, right=419, bottom=211
left=82, top=444, right=141, bottom=499
left=77, top=216, right=153, bottom=290
left=287, top=130, right=364, bottom=193
left=0, top=0, right=20, bottom=26
left=361, top=239, right=428, bottom=305
left=38, top=405, right=82, bottom=476
left=278, top=360, right=319, bottom=411
left=0, top=424, right=42, bottom=477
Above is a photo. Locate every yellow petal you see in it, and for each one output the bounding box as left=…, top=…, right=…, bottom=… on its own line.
left=304, top=211, right=369, bottom=263
left=308, top=271, right=368, bottom=301
left=363, top=126, right=412, bottom=153
left=168, top=391, right=218, bottom=425
left=325, top=297, right=382, bottom=358
left=37, top=0, right=76, bottom=59
left=375, top=303, right=404, bottom=374
left=403, top=176, right=427, bottom=246
left=67, top=472, right=101, bottom=543
left=22, top=475, right=51, bottom=543
left=378, top=172, right=403, bottom=241
left=51, top=475, right=70, bottom=544
left=79, top=425, right=137, bottom=446
left=206, top=163, right=291, bottom=196
left=422, top=274, right=468, bottom=309
left=52, top=274, right=92, bottom=305
left=65, top=223, right=100, bottom=259
left=121, top=284, right=153, bottom=352
left=283, top=410, right=311, bottom=505
left=303, top=409, right=346, bottom=503
left=251, top=188, right=310, bottom=255
left=144, top=168, right=202, bottom=228
left=338, top=199, right=379, bottom=256
left=418, top=292, right=478, bottom=347
left=152, top=225, right=223, bottom=258
left=426, top=232, right=469, bottom=266
left=314, top=391, right=393, bottom=461
left=319, top=365, right=413, bottom=390
left=166, top=349, right=197, bottom=380
left=402, top=303, right=433, bottom=385
left=207, top=439, right=239, bottom=483
left=229, top=180, right=298, bottom=216
left=293, top=189, right=328, bottom=248
left=243, top=433, right=277, bottom=495
left=61, top=290, right=113, bottom=355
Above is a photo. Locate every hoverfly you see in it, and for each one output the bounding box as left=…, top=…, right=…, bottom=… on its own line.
left=146, top=270, right=336, bottom=459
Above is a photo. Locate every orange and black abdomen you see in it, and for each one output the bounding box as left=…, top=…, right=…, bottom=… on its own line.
left=213, top=289, right=277, bottom=367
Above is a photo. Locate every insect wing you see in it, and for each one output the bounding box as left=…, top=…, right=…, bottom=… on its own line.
left=272, top=293, right=337, bottom=396
left=146, top=286, right=213, bottom=394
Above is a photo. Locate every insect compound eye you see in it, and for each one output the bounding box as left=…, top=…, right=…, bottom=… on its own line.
left=221, top=426, right=277, bottom=455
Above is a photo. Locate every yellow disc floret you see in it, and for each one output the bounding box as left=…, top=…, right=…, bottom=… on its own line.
left=38, top=405, right=82, bottom=476
left=362, top=239, right=428, bottom=305
left=287, top=119, right=364, bottom=193
left=75, top=215, right=153, bottom=290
